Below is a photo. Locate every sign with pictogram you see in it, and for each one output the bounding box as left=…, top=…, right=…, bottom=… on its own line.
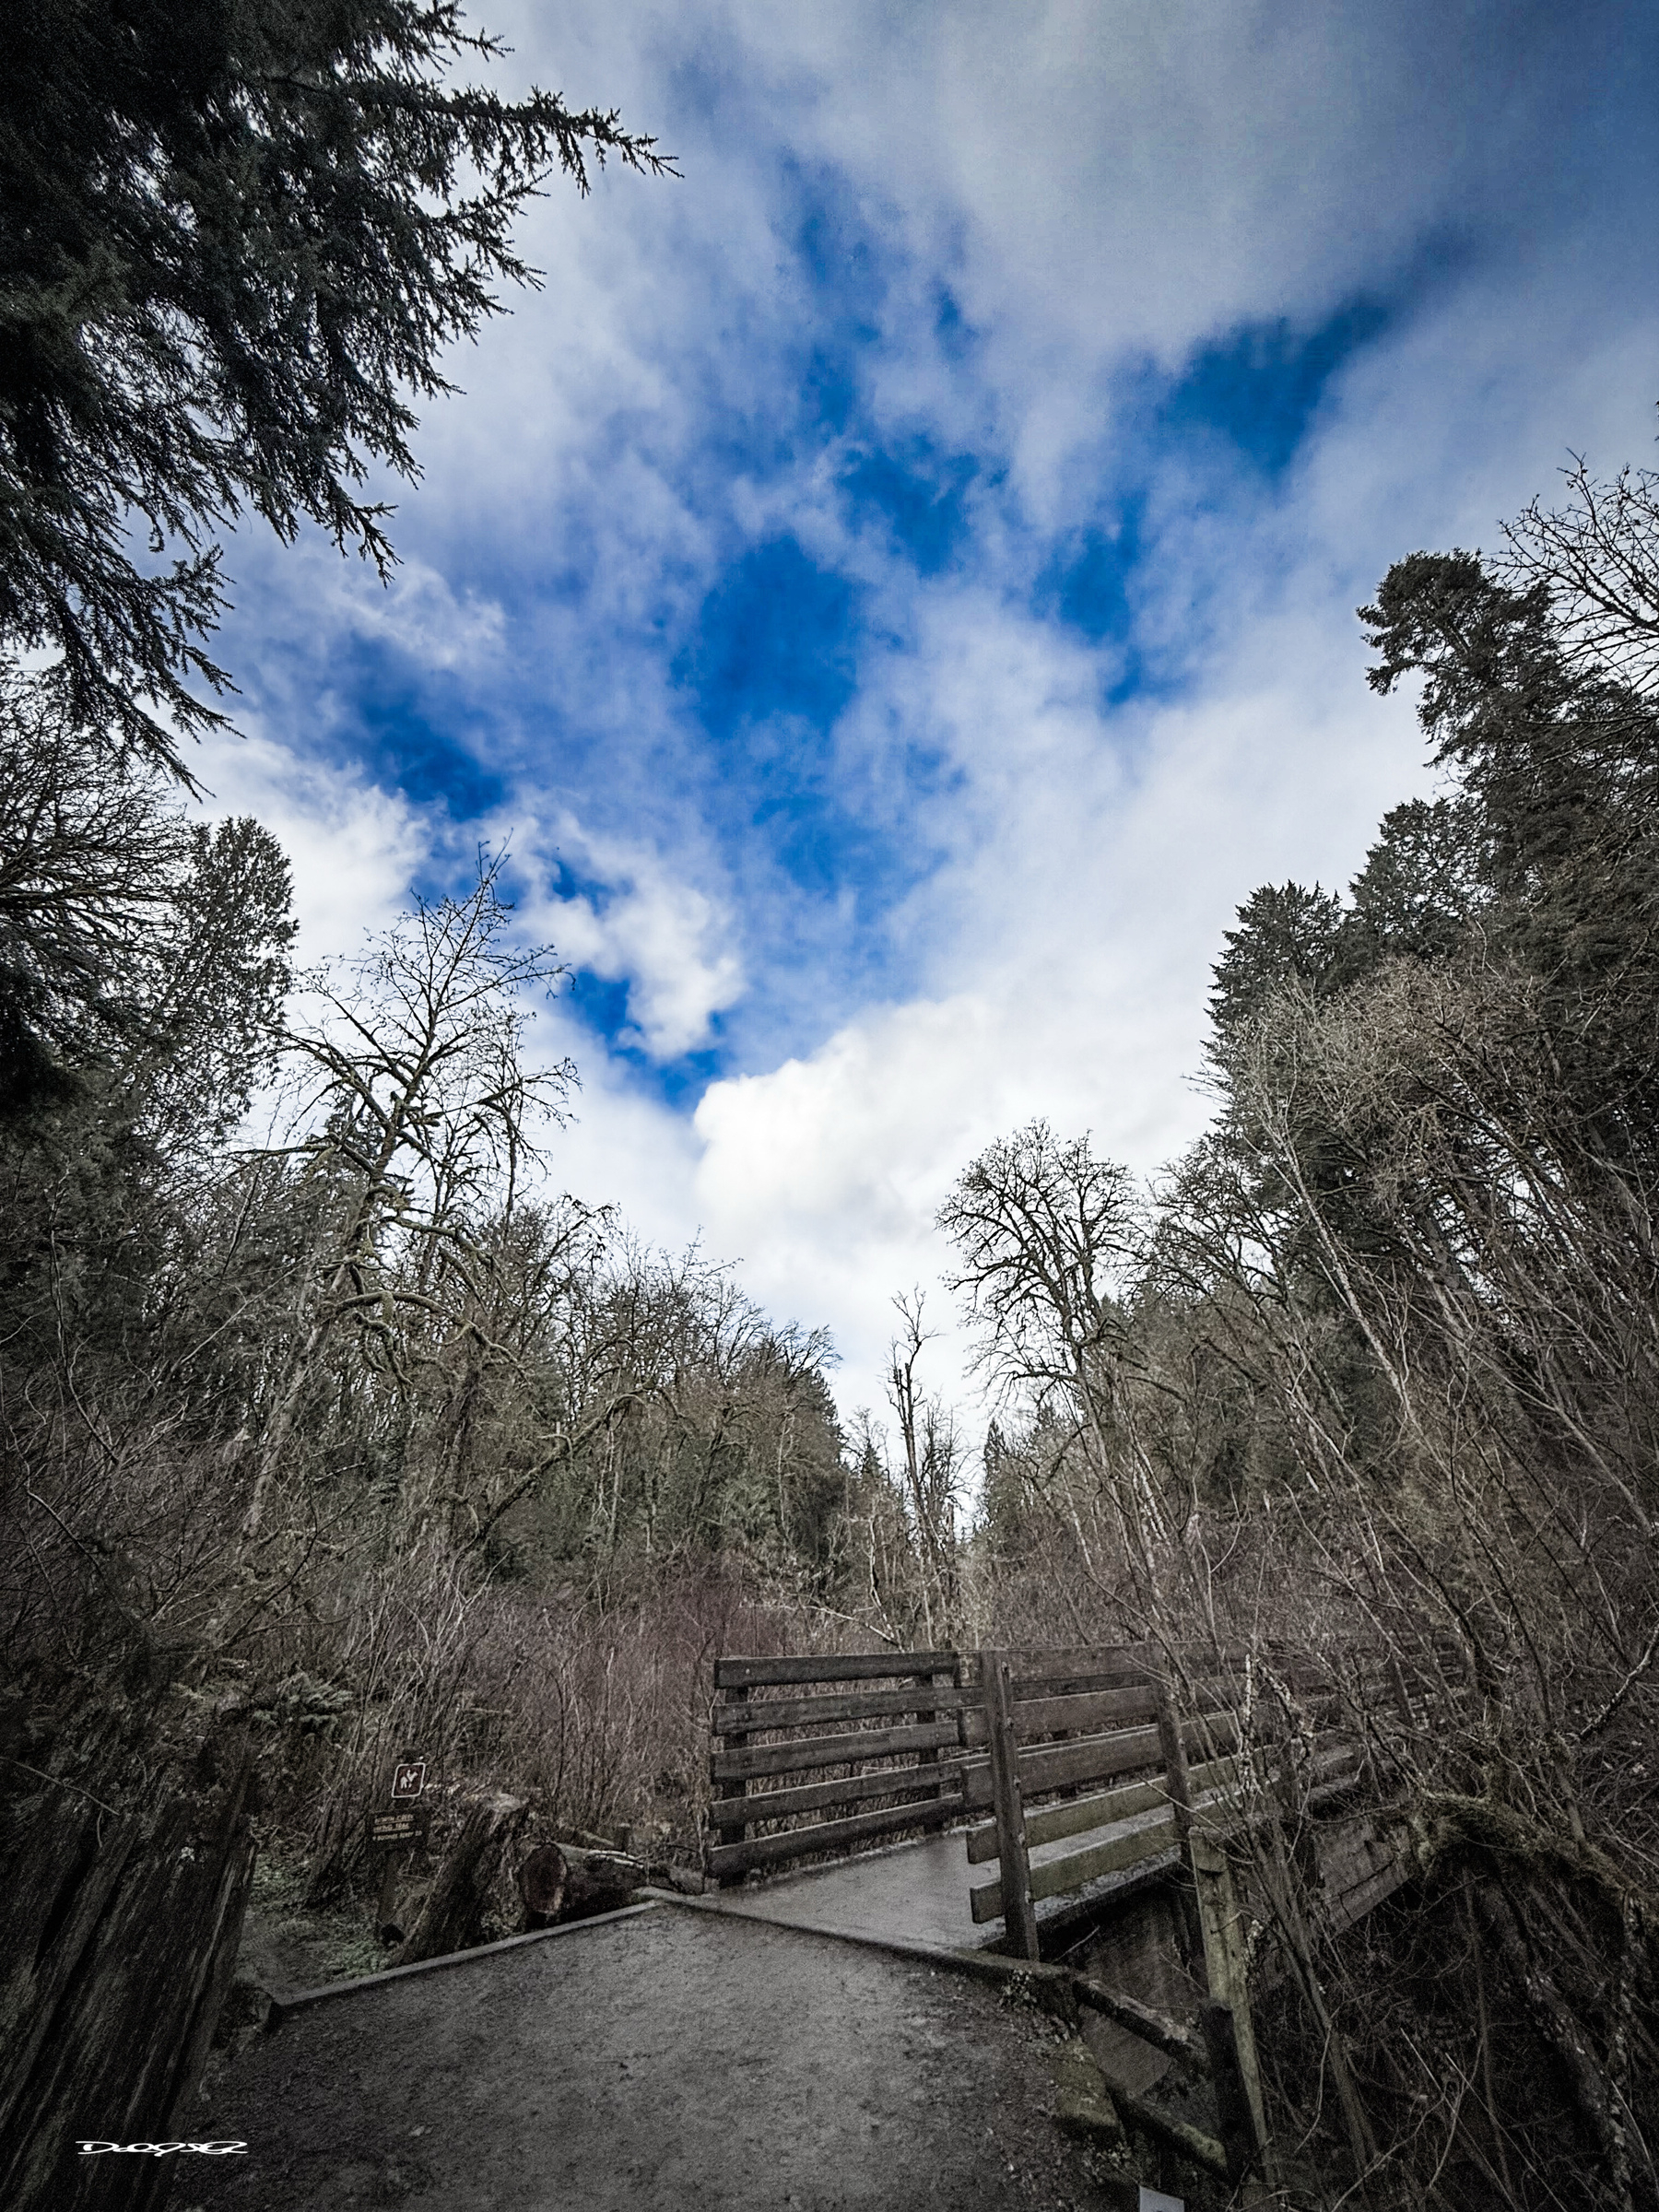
left=391, top=1760, right=427, bottom=1803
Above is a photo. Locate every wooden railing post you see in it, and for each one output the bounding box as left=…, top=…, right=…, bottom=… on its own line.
left=1154, top=1667, right=1203, bottom=1962
left=952, top=1649, right=974, bottom=1762
left=1192, top=1830, right=1277, bottom=2197
left=981, top=1647, right=1040, bottom=1960
left=712, top=1677, right=749, bottom=1888
left=1152, top=1671, right=1194, bottom=1855
left=913, top=1665, right=944, bottom=1799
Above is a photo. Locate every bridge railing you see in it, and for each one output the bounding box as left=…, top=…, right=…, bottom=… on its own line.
left=704, top=1648, right=979, bottom=1885
left=702, top=1642, right=1274, bottom=1899
left=702, top=1639, right=1454, bottom=1927
left=964, top=1643, right=1249, bottom=1954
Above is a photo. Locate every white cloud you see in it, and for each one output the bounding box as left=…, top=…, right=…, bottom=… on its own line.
left=515, top=815, right=745, bottom=1058
left=684, top=570, right=1435, bottom=1428
left=189, top=723, right=426, bottom=961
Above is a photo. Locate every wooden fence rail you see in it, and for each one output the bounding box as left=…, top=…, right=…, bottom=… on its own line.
left=704, top=1650, right=973, bottom=1883
left=701, top=1640, right=1438, bottom=1925
left=702, top=1642, right=1282, bottom=1902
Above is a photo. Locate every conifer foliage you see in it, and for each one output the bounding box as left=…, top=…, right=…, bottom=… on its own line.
left=0, top=0, right=674, bottom=765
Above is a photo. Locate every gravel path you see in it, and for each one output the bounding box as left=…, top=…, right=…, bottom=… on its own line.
left=179, top=1900, right=1122, bottom=2212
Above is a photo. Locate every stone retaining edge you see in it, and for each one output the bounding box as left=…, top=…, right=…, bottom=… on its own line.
left=266, top=1900, right=662, bottom=2018
left=638, top=1887, right=1082, bottom=2009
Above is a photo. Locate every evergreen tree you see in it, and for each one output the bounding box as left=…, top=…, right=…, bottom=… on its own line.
left=0, top=0, right=672, bottom=767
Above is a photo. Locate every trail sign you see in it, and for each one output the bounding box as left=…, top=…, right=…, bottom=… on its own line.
left=391, top=1761, right=427, bottom=1802
left=369, top=1808, right=429, bottom=1849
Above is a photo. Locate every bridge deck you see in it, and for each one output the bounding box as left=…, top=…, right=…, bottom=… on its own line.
left=703, top=1809, right=1183, bottom=1954
left=703, top=1828, right=993, bottom=1949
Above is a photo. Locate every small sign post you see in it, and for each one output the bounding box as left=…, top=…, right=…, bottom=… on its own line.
left=372, top=1761, right=429, bottom=1942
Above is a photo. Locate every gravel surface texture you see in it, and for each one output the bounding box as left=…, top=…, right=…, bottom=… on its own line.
left=179, top=1900, right=1128, bottom=2211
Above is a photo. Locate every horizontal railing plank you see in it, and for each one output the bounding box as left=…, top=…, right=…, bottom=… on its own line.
left=714, top=1650, right=958, bottom=1690
left=965, top=1752, right=1240, bottom=1864
left=1003, top=1643, right=1151, bottom=1679
left=1003, top=1642, right=1254, bottom=1687
left=958, top=1710, right=1238, bottom=1812
left=971, top=1813, right=1174, bottom=1922
left=709, top=1718, right=962, bottom=1784
left=705, top=1793, right=962, bottom=1877
left=1019, top=1713, right=1238, bottom=1795
left=704, top=1762, right=966, bottom=1830
left=1010, top=1684, right=1159, bottom=1740
left=710, top=1683, right=981, bottom=1737
left=1025, top=1819, right=1177, bottom=1906
left=1014, top=1722, right=1161, bottom=1794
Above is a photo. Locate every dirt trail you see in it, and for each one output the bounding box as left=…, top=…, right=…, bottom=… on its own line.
left=180, top=1900, right=1126, bottom=2211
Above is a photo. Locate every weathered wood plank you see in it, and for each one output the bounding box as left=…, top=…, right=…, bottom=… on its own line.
left=705, top=1760, right=969, bottom=1830
left=1003, top=1643, right=1153, bottom=1684
left=1073, top=1975, right=1205, bottom=2064
left=704, top=1791, right=963, bottom=1877
left=1014, top=1712, right=1237, bottom=1797
left=1191, top=1831, right=1277, bottom=2192
left=958, top=1709, right=1239, bottom=1812
left=713, top=1649, right=958, bottom=1690
left=1323, top=1861, right=1410, bottom=1936
left=912, top=1668, right=946, bottom=1802
left=1153, top=1678, right=1194, bottom=1871
left=1030, top=1815, right=1181, bottom=1905
left=709, top=1718, right=962, bottom=1783
left=1005, top=1641, right=1253, bottom=1684
left=1009, top=1684, right=1158, bottom=1739
left=971, top=1813, right=1174, bottom=1922
left=1110, top=2081, right=1230, bottom=2178
left=1008, top=1678, right=1238, bottom=1737
left=965, top=1752, right=1241, bottom=1864
left=712, top=1681, right=751, bottom=1887
left=709, top=1682, right=982, bottom=1736
left=1016, top=1722, right=1160, bottom=1793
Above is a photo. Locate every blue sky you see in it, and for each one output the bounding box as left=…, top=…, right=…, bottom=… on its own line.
left=199, top=0, right=1659, bottom=1429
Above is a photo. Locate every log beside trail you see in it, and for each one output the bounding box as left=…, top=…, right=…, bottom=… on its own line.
left=520, top=1841, right=642, bottom=1930
left=519, top=1842, right=569, bottom=1928
left=394, top=1792, right=529, bottom=1966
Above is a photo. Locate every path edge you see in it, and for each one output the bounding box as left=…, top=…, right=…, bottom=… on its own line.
left=265, top=1900, right=662, bottom=2019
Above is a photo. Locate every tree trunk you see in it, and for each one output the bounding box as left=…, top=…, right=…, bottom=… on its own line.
left=393, top=1794, right=527, bottom=1966
left=0, top=1759, right=255, bottom=2211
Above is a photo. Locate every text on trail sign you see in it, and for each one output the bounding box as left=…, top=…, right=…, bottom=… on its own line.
left=370, top=1809, right=429, bottom=1848
left=391, top=1761, right=427, bottom=1802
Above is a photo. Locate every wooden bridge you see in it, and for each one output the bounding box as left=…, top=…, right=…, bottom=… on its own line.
left=698, top=1640, right=1433, bottom=2193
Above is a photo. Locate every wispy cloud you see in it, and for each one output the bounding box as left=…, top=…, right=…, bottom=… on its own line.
left=517, top=814, right=745, bottom=1061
